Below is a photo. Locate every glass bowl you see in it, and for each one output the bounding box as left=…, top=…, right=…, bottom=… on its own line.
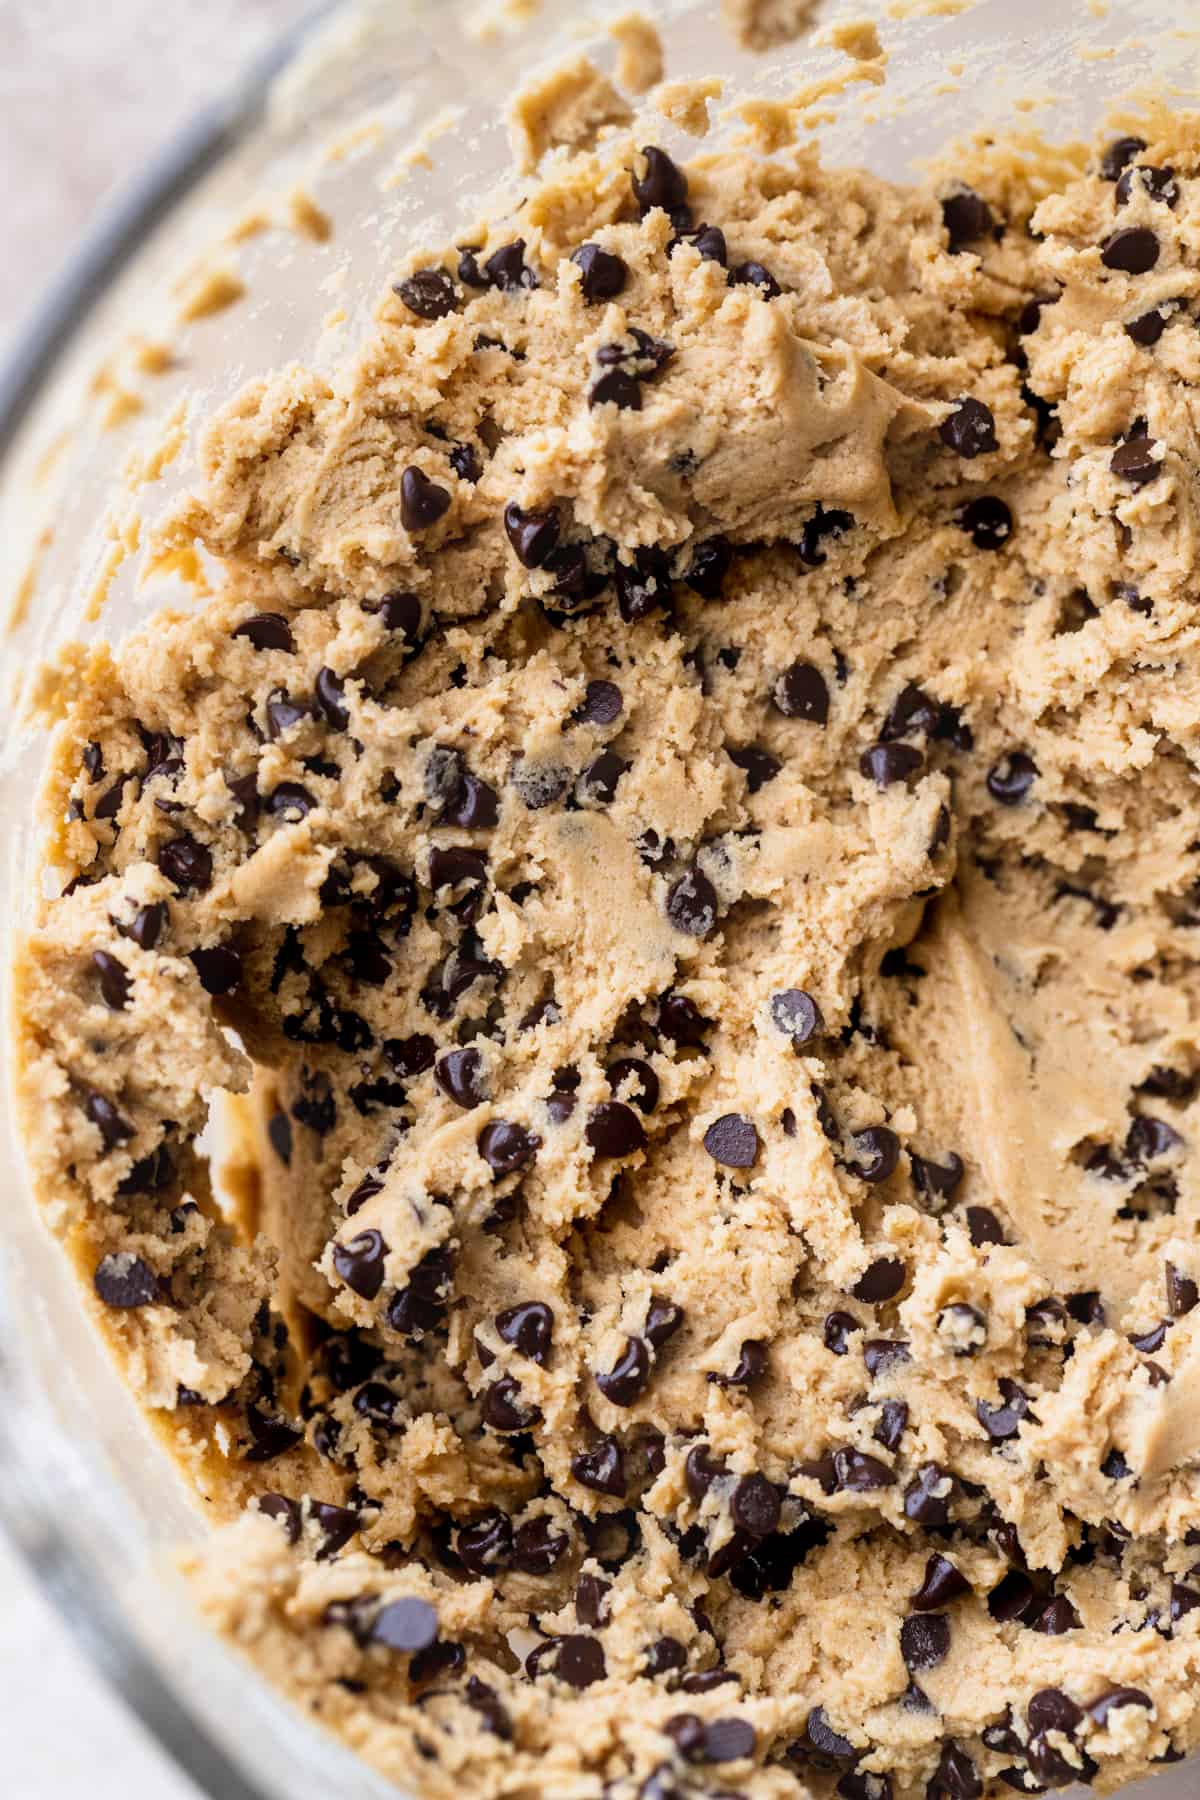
left=0, top=1, right=1193, bottom=1794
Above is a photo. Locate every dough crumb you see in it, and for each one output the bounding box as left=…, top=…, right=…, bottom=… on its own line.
left=722, top=0, right=820, bottom=52
left=609, top=11, right=664, bottom=94
left=287, top=188, right=333, bottom=244
left=508, top=55, right=633, bottom=173
left=651, top=76, right=723, bottom=138
left=176, top=267, right=246, bottom=325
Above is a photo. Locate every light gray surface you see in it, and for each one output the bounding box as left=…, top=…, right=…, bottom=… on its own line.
left=0, top=8, right=305, bottom=1789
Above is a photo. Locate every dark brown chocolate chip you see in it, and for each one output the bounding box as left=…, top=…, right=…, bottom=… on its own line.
left=190, top=945, right=242, bottom=996
left=701, top=1719, right=756, bottom=1763
left=912, top=1555, right=969, bottom=1612
left=728, top=744, right=780, bottom=792
left=158, top=833, right=212, bottom=893
left=633, top=146, right=688, bottom=215
left=84, top=1090, right=134, bottom=1150
left=435, top=1047, right=487, bottom=1108
left=1101, top=135, right=1146, bottom=180
left=942, top=186, right=994, bottom=253
left=730, top=260, right=780, bottom=298
left=586, top=1100, right=647, bottom=1158
left=730, top=1474, right=780, bottom=1537
left=958, top=494, right=1012, bottom=550
left=233, top=611, right=294, bottom=652
left=478, top=1120, right=539, bottom=1176
left=265, top=689, right=309, bottom=738
left=1111, top=433, right=1162, bottom=486
left=313, top=666, right=349, bottom=730
left=834, top=1448, right=896, bottom=1491
left=579, top=679, right=623, bottom=724
left=882, top=682, right=941, bottom=740
left=332, top=1229, right=389, bottom=1300
left=395, top=268, right=458, bottom=318
left=709, top=1338, right=767, bottom=1390
left=1126, top=1113, right=1182, bottom=1162
left=267, top=1111, right=292, bottom=1165
left=1167, top=1261, right=1199, bottom=1317
left=927, top=1744, right=981, bottom=1799
left=91, top=949, right=131, bottom=1010
left=244, top=1405, right=303, bottom=1461
left=860, top=743, right=924, bottom=788
left=513, top=1516, right=570, bottom=1574
left=483, top=240, right=538, bottom=290
left=615, top=545, right=673, bottom=621
left=773, top=659, right=829, bottom=722
left=770, top=988, right=824, bottom=1046
left=1100, top=226, right=1160, bottom=273
left=665, top=866, right=719, bottom=939
left=864, top=1340, right=910, bottom=1379
left=577, top=749, right=628, bottom=805
left=384, top=1033, right=436, bottom=1077
left=527, top=1633, right=606, bottom=1687
left=1126, top=304, right=1172, bottom=346
left=686, top=534, right=733, bottom=600
left=377, top=589, right=424, bottom=639
left=939, top=398, right=997, bottom=458
left=977, top=1378, right=1030, bottom=1441
left=401, top=467, right=451, bottom=531
left=496, top=1300, right=553, bottom=1364
left=851, top=1258, right=906, bottom=1304
left=904, top=1463, right=952, bottom=1528
left=310, top=1500, right=360, bottom=1560
left=572, top=1434, right=627, bottom=1496
left=900, top=1612, right=950, bottom=1671
left=371, top=1596, right=439, bottom=1653
left=966, top=1205, right=1005, bottom=1246
left=1026, top=1688, right=1083, bottom=1738
left=824, top=1311, right=862, bottom=1356
left=121, top=902, right=165, bottom=951
left=798, top=1706, right=858, bottom=1764
left=1128, top=1319, right=1169, bottom=1354
left=656, top=991, right=709, bottom=1045
left=987, top=750, right=1037, bottom=805
left=590, top=367, right=643, bottom=410
left=1087, top=1686, right=1152, bottom=1729
left=94, top=774, right=130, bottom=820
left=267, top=781, right=317, bottom=822
left=388, top=1245, right=453, bottom=1339
left=504, top=500, right=560, bottom=568
left=703, top=1113, right=759, bottom=1168
left=607, top=1058, right=659, bottom=1115
left=595, top=1336, right=651, bottom=1405
left=94, top=1252, right=159, bottom=1308
left=1032, top=1595, right=1081, bottom=1634
left=574, top=1573, right=611, bottom=1628
left=482, top=1375, right=541, bottom=1432
left=572, top=242, right=628, bottom=301
left=836, top=1777, right=892, bottom=1800
left=1116, top=163, right=1179, bottom=207
left=848, top=1126, right=899, bottom=1184
left=258, top=1492, right=301, bottom=1542
left=643, top=1636, right=686, bottom=1677
left=910, top=1151, right=964, bottom=1201
left=644, top=1295, right=684, bottom=1348
left=1172, top=1581, right=1200, bottom=1622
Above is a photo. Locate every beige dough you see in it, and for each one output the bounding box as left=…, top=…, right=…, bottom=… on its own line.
left=15, top=91, right=1200, bottom=1800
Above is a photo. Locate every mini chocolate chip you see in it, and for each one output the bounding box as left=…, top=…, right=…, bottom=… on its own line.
left=848, top=1126, right=899, bottom=1183
left=1167, top=1262, right=1199, bottom=1317
left=834, top=1448, right=896, bottom=1491
left=572, top=1435, right=627, bottom=1496
left=860, top=742, right=924, bottom=789
left=657, top=992, right=709, bottom=1045
left=977, top=1378, right=1030, bottom=1441
left=665, top=866, right=719, bottom=938
left=702, top=1719, right=756, bottom=1763
left=851, top=1258, right=906, bottom=1304
left=91, top=949, right=131, bottom=1010
left=608, top=1057, right=659, bottom=1115
left=910, top=1151, right=964, bottom=1200
left=1101, top=227, right=1159, bottom=273
left=527, top=1633, right=606, bottom=1688
left=265, top=689, right=309, bottom=738
left=579, top=678, right=623, bottom=724
left=1111, top=433, right=1161, bottom=486
left=595, top=1336, right=651, bottom=1405
left=709, top=1339, right=767, bottom=1390
left=483, top=239, right=538, bottom=290
left=121, top=902, right=165, bottom=950
left=905, top=1463, right=953, bottom=1528
left=478, top=1120, right=539, bottom=1176
left=1101, top=135, right=1146, bottom=179
left=1127, top=1113, right=1182, bottom=1162
left=513, top=1516, right=570, bottom=1574
left=158, top=833, right=212, bottom=894
left=1032, top=1595, right=1081, bottom=1634
left=686, top=534, right=733, bottom=600
left=864, top=1340, right=911, bottom=1380
left=644, top=1636, right=686, bottom=1677
left=371, top=1596, right=438, bottom=1653
left=233, top=611, right=294, bottom=652
left=958, top=495, right=1012, bottom=550
left=614, top=545, right=673, bottom=621
left=731, top=1474, right=781, bottom=1537
left=1126, top=305, right=1172, bottom=346
left=267, top=782, right=317, bottom=821
left=258, top=1492, right=301, bottom=1542
left=770, top=988, right=824, bottom=1046
left=633, top=146, right=688, bottom=215
left=482, top=1376, right=541, bottom=1432
left=882, top=682, right=941, bottom=740
left=578, top=749, right=628, bottom=805
left=703, top=1113, right=759, bottom=1168
left=927, top=1744, right=981, bottom=1799
left=313, top=666, right=350, bottom=730
left=332, top=1229, right=389, bottom=1300
left=901, top=1612, right=950, bottom=1671
left=401, top=467, right=451, bottom=531
left=942, top=186, right=994, bottom=252
left=384, top=1033, right=436, bottom=1077
left=94, top=1252, right=159, bottom=1308
left=85, top=1090, right=134, bottom=1150
left=435, top=1047, right=487, bottom=1108
left=912, top=1555, right=970, bottom=1611
left=586, top=1100, right=647, bottom=1158
left=504, top=501, right=560, bottom=568
left=1087, top=1686, right=1153, bottom=1729
left=773, top=659, right=829, bottom=722
left=395, top=268, right=458, bottom=318
left=644, top=1295, right=683, bottom=1348
left=1116, top=163, right=1179, bottom=207
left=496, top=1300, right=553, bottom=1364
left=939, top=398, right=997, bottom=458
left=575, top=1573, right=611, bottom=1627
left=189, top=945, right=242, bottom=996
left=799, top=1707, right=858, bottom=1764
left=572, top=242, right=628, bottom=301
left=987, top=750, right=1038, bottom=805
left=966, top=1205, right=1005, bottom=1246
left=728, top=744, right=781, bottom=792
left=824, top=1311, right=862, bottom=1356
left=730, top=259, right=780, bottom=297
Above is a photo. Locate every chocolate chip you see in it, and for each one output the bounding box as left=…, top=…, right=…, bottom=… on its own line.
left=1116, top=163, right=1179, bottom=207
left=703, top=1113, right=759, bottom=1168
left=513, top=1516, right=570, bottom=1574
left=84, top=1090, right=134, bottom=1150
left=728, top=745, right=780, bottom=792
left=966, top=1205, right=1005, bottom=1246
left=590, top=366, right=643, bottom=410
left=633, top=146, right=688, bottom=215
left=939, top=398, right=997, bottom=458
left=837, top=1778, right=892, bottom=1800
left=851, top=1258, right=906, bottom=1304
left=267, top=1111, right=292, bottom=1165
left=93, top=1252, right=159, bottom=1308
left=665, top=866, right=719, bottom=938
left=1111, top=433, right=1161, bottom=486
left=504, top=501, right=560, bottom=568
left=860, top=742, right=924, bottom=789
left=388, top=1245, right=453, bottom=1339
left=686, top=534, right=733, bottom=600
left=158, top=833, right=212, bottom=894
left=478, top=1120, right=539, bottom=1176
left=1167, top=1262, right=1199, bottom=1317
left=1026, top=1688, right=1083, bottom=1738
left=1101, top=227, right=1160, bottom=273
left=848, top=1126, right=899, bottom=1184
left=977, top=1379, right=1030, bottom=1441
left=958, top=495, right=1012, bottom=550
left=384, top=1033, right=436, bottom=1077
left=834, top=1448, right=896, bottom=1491
left=864, top=1340, right=910, bottom=1380
left=371, top=1596, right=439, bottom=1653
left=1128, top=1319, right=1169, bottom=1354
left=1126, top=1114, right=1182, bottom=1162
left=773, top=660, right=829, bottom=722
left=375, top=590, right=424, bottom=641
left=656, top=992, right=709, bottom=1046
left=882, top=682, right=940, bottom=741
left=595, top=1336, right=650, bottom=1405
left=701, top=1719, right=756, bottom=1763
left=905, top=1463, right=953, bottom=1528
left=1172, top=1581, right=1200, bottom=1621
left=572, top=242, right=628, bottom=301
left=910, top=1151, right=964, bottom=1201
left=121, top=902, right=165, bottom=951
left=824, top=1311, right=861, bottom=1356
left=189, top=945, right=242, bottom=996
left=643, top=1636, right=686, bottom=1677
left=258, top=1492, right=301, bottom=1542
left=1101, top=135, right=1146, bottom=179
left=900, top=1612, right=950, bottom=1671
left=730, top=260, right=780, bottom=298
left=267, top=781, right=317, bottom=822
left=482, top=1375, right=541, bottom=1432
left=607, top=1058, right=659, bottom=1115
left=927, top=1744, right=981, bottom=1799
left=575, top=1573, right=611, bottom=1628
left=332, top=1229, right=389, bottom=1300
left=1126, top=304, right=1172, bottom=346
left=644, top=1295, right=683, bottom=1348
left=496, top=1300, right=553, bottom=1364
left=527, top=1633, right=606, bottom=1687
left=484, top=239, right=538, bottom=291
left=395, top=268, right=458, bottom=318
left=233, top=611, right=294, bottom=652
left=435, top=1047, right=487, bottom=1108
left=310, top=1500, right=360, bottom=1560
left=912, top=1555, right=969, bottom=1612
left=731, top=1474, right=780, bottom=1537
left=770, top=988, right=824, bottom=1046
left=942, top=187, right=994, bottom=253
left=441, top=772, right=499, bottom=830
left=615, top=545, right=673, bottom=621
left=572, top=1435, right=627, bottom=1496
left=401, top=467, right=451, bottom=531
left=577, top=749, right=628, bottom=805
left=586, top=1100, right=647, bottom=1158
left=89, top=948, right=131, bottom=1010
left=265, top=690, right=309, bottom=738
left=313, top=666, right=350, bottom=730
left=798, top=1707, right=858, bottom=1765
left=456, top=1511, right=512, bottom=1578
left=579, top=679, right=623, bottom=724
left=1032, top=1595, right=1080, bottom=1634
left=987, top=750, right=1037, bottom=805
left=709, top=1339, right=767, bottom=1390
left=1087, top=1686, right=1153, bottom=1729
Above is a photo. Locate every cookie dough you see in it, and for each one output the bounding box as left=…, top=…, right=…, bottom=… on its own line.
left=17, top=95, right=1200, bottom=1800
